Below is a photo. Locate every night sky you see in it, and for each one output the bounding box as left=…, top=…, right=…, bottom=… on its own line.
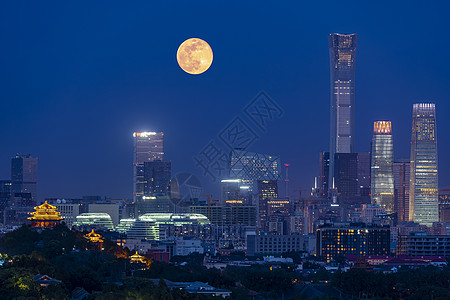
left=1, top=1, right=449, bottom=200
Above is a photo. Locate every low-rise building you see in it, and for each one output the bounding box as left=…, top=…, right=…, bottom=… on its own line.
left=406, top=231, right=450, bottom=256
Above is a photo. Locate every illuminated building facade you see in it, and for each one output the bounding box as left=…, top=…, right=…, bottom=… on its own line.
left=229, top=149, right=281, bottom=191
left=394, top=160, right=410, bottom=222
left=316, top=222, right=390, bottom=262
left=28, top=201, right=63, bottom=228
left=409, top=103, right=438, bottom=226
left=73, top=213, right=114, bottom=230
left=116, top=213, right=210, bottom=240
left=133, top=132, right=164, bottom=201
left=371, top=121, right=394, bottom=214
left=328, top=33, right=358, bottom=189
left=11, top=154, right=38, bottom=205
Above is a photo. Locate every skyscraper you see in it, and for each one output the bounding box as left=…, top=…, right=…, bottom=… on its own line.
left=328, top=33, right=358, bottom=189
left=143, top=161, right=171, bottom=196
left=394, top=160, right=410, bottom=222
left=357, top=152, right=371, bottom=203
left=370, top=121, right=394, bottom=214
left=133, top=132, right=164, bottom=201
left=11, top=154, right=38, bottom=205
left=318, top=152, right=330, bottom=198
left=409, top=103, right=438, bottom=226
left=334, top=153, right=358, bottom=202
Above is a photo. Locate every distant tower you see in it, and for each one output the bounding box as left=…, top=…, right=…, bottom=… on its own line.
left=133, top=132, right=164, bottom=202
left=370, top=121, right=394, bottom=214
left=328, top=33, right=358, bottom=193
left=284, top=164, right=290, bottom=198
left=394, top=159, right=410, bottom=222
left=409, top=103, right=438, bottom=226
left=11, top=154, right=38, bottom=205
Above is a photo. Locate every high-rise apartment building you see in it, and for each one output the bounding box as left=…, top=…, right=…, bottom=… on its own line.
left=11, top=154, right=38, bottom=205
left=409, top=103, right=438, bottom=226
left=328, top=33, right=358, bottom=188
left=370, top=121, right=394, bottom=214
left=316, top=222, right=390, bottom=262
left=394, top=160, right=410, bottom=222
left=133, top=132, right=164, bottom=201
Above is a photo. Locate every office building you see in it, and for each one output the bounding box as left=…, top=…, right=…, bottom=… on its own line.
left=247, top=234, right=316, bottom=256
left=357, top=152, right=371, bottom=203
left=133, top=132, right=164, bottom=201
left=189, top=205, right=256, bottom=226
left=334, top=153, right=358, bottom=202
left=229, top=149, right=281, bottom=191
left=135, top=195, right=174, bottom=216
left=394, top=160, right=410, bottom=222
left=439, top=188, right=450, bottom=222
left=328, top=33, right=358, bottom=189
left=318, top=152, right=330, bottom=198
left=370, top=121, right=394, bottom=213
left=11, top=154, right=38, bottom=205
left=0, top=180, right=11, bottom=219
left=257, top=180, right=278, bottom=201
left=143, top=161, right=171, bottom=196
left=409, top=103, right=438, bottom=226
left=316, top=222, right=390, bottom=262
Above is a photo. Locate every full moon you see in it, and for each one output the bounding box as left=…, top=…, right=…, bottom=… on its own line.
left=177, top=38, right=213, bottom=75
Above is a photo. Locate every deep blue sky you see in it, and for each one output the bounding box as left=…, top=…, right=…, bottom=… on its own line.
left=1, top=1, right=449, bottom=200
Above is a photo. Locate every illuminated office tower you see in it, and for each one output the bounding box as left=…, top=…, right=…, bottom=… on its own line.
left=394, top=160, right=410, bottom=222
left=11, top=154, right=38, bottom=205
left=409, top=103, right=438, bottom=226
left=370, top=121, right=394, bottom=214
left=328, top=33, right=358, bottom=190
left=133, top=132, right=164, bottom=201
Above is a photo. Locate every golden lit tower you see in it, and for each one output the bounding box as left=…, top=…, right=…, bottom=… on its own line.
left=371, top=121, right=394, bottom=213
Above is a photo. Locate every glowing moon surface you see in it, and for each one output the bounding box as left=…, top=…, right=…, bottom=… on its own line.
left=177, top=38, right=213, bottom=75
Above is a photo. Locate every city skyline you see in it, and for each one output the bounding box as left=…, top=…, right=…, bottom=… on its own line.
left=1, top=2, right=449, bottom=200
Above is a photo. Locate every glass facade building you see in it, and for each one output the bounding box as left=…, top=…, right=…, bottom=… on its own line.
left=328, top=33, right=358, bottom=188
left=394, top=159, right=410, bottom=222
left=11, top=154, right=38, bottom=205
left=143, top=161, right=171, bottom=196
left=370, top=121, right=394, bottom=214
left=409, top=103, right=438, bottom=226
left=229, top=149, right=281, bottom=191
left=133, top=132, right=164, bottom=201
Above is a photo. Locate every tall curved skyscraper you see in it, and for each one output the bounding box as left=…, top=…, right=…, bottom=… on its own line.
left=371, top=121, right=394, bottom=213
left=409, top=103, right=438, bottom=226
left=328, top=33, right=357, bottom=193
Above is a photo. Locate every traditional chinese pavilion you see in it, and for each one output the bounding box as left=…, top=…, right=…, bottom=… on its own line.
left=28, top=201, right=63, bottom=228
left=84, top=229, right=104, bottom=243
